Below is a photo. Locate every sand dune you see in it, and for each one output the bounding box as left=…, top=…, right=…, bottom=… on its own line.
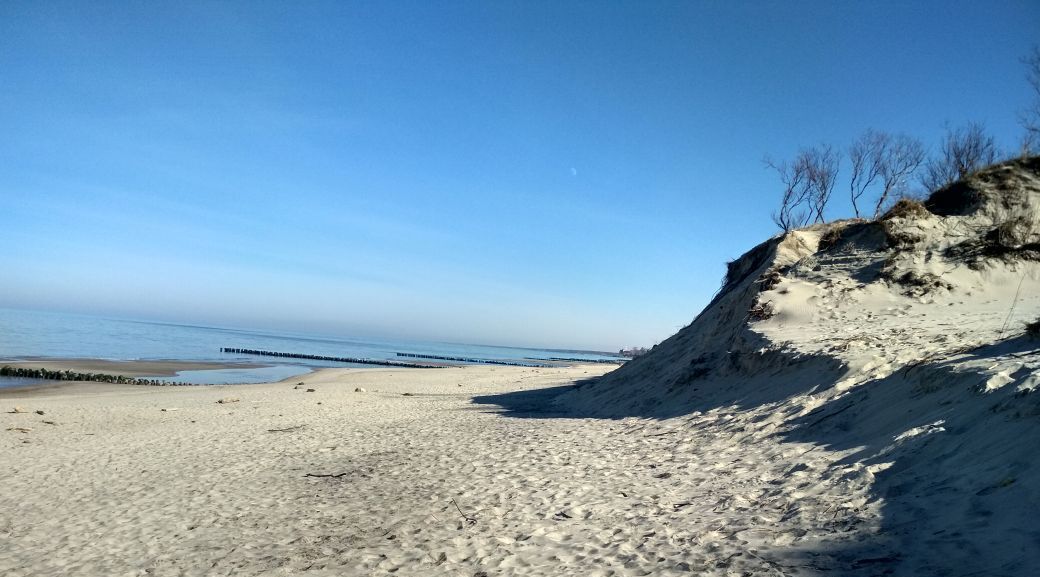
left=562, top=157, right=1040, bottom=575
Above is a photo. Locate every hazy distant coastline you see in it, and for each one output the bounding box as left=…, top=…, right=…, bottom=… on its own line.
left=0, top=308, right=625, bottom=387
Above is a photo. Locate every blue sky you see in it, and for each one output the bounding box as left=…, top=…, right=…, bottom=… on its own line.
left=2, top=1, right=1038, bottom=350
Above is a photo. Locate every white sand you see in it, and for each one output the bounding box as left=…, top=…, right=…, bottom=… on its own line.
left=0, top=362, right=884, bottom=577
left=2, top=365, right=683, bottom=576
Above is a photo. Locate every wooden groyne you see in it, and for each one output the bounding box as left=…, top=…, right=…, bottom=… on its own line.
left=221, top=348, right=443, bottom=369
left=0, top=365, right=198, bottom=386
left=544, top=356, right=626, bottom=365
left=394, top=352, right=550, bottom=367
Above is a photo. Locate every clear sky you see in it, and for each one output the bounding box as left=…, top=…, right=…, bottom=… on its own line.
left=2, top=1, right=1038, bottom=351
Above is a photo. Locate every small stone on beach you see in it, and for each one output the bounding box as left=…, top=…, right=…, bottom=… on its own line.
left=35, top=410, right=45, bottom=415
left=306, top=388, right=316, bottom=393
left=354, top=387, right=366, bottom=392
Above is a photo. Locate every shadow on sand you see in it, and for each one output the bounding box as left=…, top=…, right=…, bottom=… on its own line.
left=470, top=378, right=597, bottom=418
left=469, top=336, right=1040, bottom=576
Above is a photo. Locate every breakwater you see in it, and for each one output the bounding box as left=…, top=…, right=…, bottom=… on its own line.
left=221, top=348, right=443, bottom=369
left=394, top=352, right=550, bottom=367
left=544, top=356, right=626, bottom=365
left=0, top=365, right=198, bottom=386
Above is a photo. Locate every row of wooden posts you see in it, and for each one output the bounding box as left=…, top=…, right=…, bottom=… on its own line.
left=0, top=365, right=195, bottom=386
left=394, top=352, right=550, bottom=367
left=223, top=348, right=625, bottom=368
left=220, top=347, right=443, bottom=368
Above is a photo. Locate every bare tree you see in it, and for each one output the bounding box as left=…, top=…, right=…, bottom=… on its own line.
left=920, top=123, right=1000, bottom=192
left=849, top=130, right=925, bottom=218
left=767, top=144, right=840, bottom=231
left=873, top=134, right=925, bottom=218
left=766, top=156, right=811, bottom=232
left=805, top=145, right=840, bottom=223
left=1021, top=46, right=1040, bottom=151
left=848, top=130, right=886, bottom=218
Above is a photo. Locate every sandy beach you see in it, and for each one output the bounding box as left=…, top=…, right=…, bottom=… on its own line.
left=4, top=364, right=664, bottom=577
left=5, top=4, right=1038, bottom=575
left=0, top=362, right=876, bottom=577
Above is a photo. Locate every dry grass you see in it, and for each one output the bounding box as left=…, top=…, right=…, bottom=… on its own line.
left=1027, top=317, right=1040, bottom=339
left=757, top=268, right=783, bottom=292
left=880, top=263, right=953, bottom=297
left=884, top=225, right=926, bottom=250
left=748, top=300, right=776, bottom=321
left=818, top=226, right=845, bottom=252
left=881, top=198, right=931, bottom=221
left=994, top=216, right=1039, bottom=250
left=723, top=237, right=778, bottom=288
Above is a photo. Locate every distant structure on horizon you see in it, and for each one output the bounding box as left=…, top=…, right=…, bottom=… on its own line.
left=618, top=346, right=650, bottom=358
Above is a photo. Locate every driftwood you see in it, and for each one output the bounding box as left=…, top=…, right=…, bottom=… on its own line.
left=304, top=472, right=347, bottom=478
left=268, top=425, right=307, bottom=433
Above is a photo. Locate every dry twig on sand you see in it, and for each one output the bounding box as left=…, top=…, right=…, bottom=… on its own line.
left=267, top=425, right=306, bottom=433
left=999, top=274, right=1027, bottom=339
left=451, top=498, right=477, bottom=526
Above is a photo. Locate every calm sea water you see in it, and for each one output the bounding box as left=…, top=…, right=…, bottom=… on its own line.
left=0, top=308, right=622, bottom=386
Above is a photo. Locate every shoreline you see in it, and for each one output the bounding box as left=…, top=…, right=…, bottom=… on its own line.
left=0, top=364, right=406, bottom=399
left=0, top=357, right=269, bottom=377
left=2, top=363, right=624, bottom=573
left=0, top=358, right=284, bottom=395
left=0, top=353, right=608, bottom=395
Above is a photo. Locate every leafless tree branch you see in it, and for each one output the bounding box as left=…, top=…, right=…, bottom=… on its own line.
left=874, top=134, right=925, bottom=218
left=849, top=130, right=886, bottom=218
left=1020, top=46, right=1040, bottom=151
left=805, top=145, right=840, bottom=224
left=767, top=144, right=840, bottom=230
left=920, top=123, right=1000, bottom=193
left=765, top=155, right=811, bottom=232
left=849, top=130, right=925, bottom=219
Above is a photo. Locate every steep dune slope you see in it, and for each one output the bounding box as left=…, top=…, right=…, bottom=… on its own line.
left=560, top=157, right=1040, bottom=575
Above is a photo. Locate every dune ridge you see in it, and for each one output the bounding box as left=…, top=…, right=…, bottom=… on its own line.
left=558, top=157, right=1040, bottom=575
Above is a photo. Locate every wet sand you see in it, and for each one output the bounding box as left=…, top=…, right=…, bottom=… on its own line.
left=0, top=358, right=266, bottom=377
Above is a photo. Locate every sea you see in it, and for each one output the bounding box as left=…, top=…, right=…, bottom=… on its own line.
left=0, top=308, right=623, bottom=387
